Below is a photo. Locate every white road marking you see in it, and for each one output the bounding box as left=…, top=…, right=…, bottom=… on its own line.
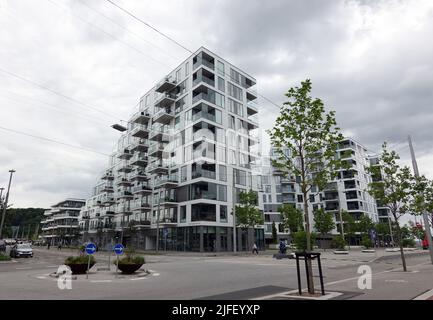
left=16, top=267, right=32, bottom=270
left=37, top=276, right=47, bottom=279
left=152, top=273, right=160, bottom=276
left=130, top=277, right=147, bottom=281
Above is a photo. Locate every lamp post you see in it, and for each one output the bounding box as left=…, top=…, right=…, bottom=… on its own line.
left=0, top=170, right=16, bottom=239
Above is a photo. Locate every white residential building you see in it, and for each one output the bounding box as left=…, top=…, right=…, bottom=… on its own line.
left=79, top=47, right=265, bottom=252
left=41, top=198, right=85, bottom=246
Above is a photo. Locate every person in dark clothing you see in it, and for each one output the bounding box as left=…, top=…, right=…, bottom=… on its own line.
left=279, top=241, right=287, bottom=254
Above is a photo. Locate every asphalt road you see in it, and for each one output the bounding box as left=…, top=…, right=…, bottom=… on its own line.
left=0, top=247, right=431, bottom=299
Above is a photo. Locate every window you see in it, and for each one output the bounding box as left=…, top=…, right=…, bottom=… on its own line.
left=297, top=195, right=303, bottom=203
left=268, top=195, right=272, bottom=203
left=228, top=131, right=236, bottom=147
left=276, top=195, right=283, bottom=203
left=217, top=61, right=225, bottom=76
left=228, top=99, right=243, bottom=116
left=215, top=92, right=225, bottom=108
left=217, top=185, right=227, bottom=201
left=191, top=203, right=216, bottom=221
left=185, top=62, right=189, bottom=76
left=180, top=206, right=186, bottom=222
left=215, top=109, right=222, bottom=124
left=216, top=127, right=225, bottom=143
left=230, top=68, right=241, bottom=84
left=228, top=83, right=243, bottom=101
left=217, top=146, right=226, bottom=163
left=229, top=115, right=235, bottom=129
left=235, top=169, right=246, bottom=186
left=263, top=194, right=267, bottom=203
left=229, top=150, right=236, bottom=165
left=175, top=116, right=181, bottom=131
left=176, top=69, right=181, bottom=81
left=218, top=77, right=225, bottom=92
left=219, top=165, right=227, bottom=181
left=220, top=205, right=227, bottom=222
left=265, top=185, right=271, bottom=193
left=181, top=166, right=187, bottom=182
left=310, top=195, right=315, bottom=202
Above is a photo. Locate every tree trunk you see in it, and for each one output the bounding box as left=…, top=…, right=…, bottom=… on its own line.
left=303, top=192, right=315, bottom=294
left=395, top=223, right=407, bottom=272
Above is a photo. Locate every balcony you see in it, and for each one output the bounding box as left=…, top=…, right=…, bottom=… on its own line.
left=158, top=196, right=178, bottom=208
left=130, top=139, right=149, bottom=153
left=131, top=201, right=152, bottom=211
left=130, top=170, right=149, bottom=182
left=134, top=220, right=151, bottom=228
left=102, top=222, right=115, bottom=230
left=193, top=52, right=215, bottom=71
left=246, top=87, right=258, bottom=101
left=149, top=127, right=172, bottom=141
left=147, top=161, right=170, bottom=174
left=117, top=178, right=132, bottom=187
left=104, top=210, right=115, bottom=216
left=148, top=142, right=168, bottom=157
left=118, top=164, right=133, bottom=173
left=101, top=171, right=114, bottom=180
left=281, top=186, right=296, bottom=194
left=130, top=153, right=148, bottom=167
left=325, top=203, right=340, bottom=211
left=132, top=183, right=152, bottom=195
left=101, top=184, right=114, bottom=193
left=102, top=197, right=115, bottom=205
left=131, top=125, right=150, bottom=139
left=117, top=191, right=133, bottom=200
left=153, top=106, right=175, bottom=124
left=192, top=91, right=215, bottom=106
left=117, top=148, right=132, bottom=160
left=158, top=217, right=178, bottom=226
left=155, top=77, right=177, bottom=93
left=193, top=68, right=215, bottom=88
left=192, top=110, right=217, bottom=123
left=155, top=93, right=176, bottom=109
left=117, top=204, right=132, bottom=214
left=324, top=192, right=339, bottom=201
left=131, top=110, right=151, bottom=125
left=155, top=174, right=179, bottom=189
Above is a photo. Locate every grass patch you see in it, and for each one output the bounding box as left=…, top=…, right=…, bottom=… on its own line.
left=0, top=254, right=11, bottom=261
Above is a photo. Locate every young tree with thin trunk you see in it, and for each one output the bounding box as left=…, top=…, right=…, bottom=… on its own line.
left=367, top=142, right=413, bottom=271
left=279, top=204, right=304, bottom=234
left=268, top=79, right=344, bottom=293
left=235, top=190, right=264, bottom=251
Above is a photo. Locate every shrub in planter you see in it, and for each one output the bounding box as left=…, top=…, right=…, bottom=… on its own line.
left=402, top=238, right=415, bottom=248
left=332, top=235, right=346, bottom=250
left=293, top=231, right=316, bottom=252
left=65, top=255, right=96, bottom=274
left=114, top=248, right=145, bottom=274
left=361, top=235, right=374, bottom=249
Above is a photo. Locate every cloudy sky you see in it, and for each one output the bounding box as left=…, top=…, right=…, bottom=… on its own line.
left=1, top=0, right=433, bottom=209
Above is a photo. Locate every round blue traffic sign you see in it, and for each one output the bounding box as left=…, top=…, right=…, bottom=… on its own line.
left=85, top=243, right=97, bottom=255
left=113, top=243, right=124, bottom=255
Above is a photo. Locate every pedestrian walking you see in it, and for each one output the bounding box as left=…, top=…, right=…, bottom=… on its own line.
left=57, top=242, right=62, bottom=250
left=252, top=243, right=259, bottom=255
left=47, top=242, right=50, bottom=250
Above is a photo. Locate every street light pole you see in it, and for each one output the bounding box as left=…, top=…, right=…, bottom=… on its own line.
left=0, top=170, right=15, bottom=239
left=156, top=188, right=161, bottom=253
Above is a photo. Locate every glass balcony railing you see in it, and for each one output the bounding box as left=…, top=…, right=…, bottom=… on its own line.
left=192, top=111, right=216, bottom=123
left=193, top=57, right=214, bottom=71
left=192, top=170, right=216, bottom=179
left=192, top=92, right=215, bottom=105
left=193, top=76, right=215, bottom=88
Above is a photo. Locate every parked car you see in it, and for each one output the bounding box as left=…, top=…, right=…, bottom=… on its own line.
left=10, top=243, right=33, bottom=258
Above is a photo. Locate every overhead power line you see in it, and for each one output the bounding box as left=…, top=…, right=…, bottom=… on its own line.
left=0, top=125, right=110, bottom=157
left=0, top=67, right=122, bottom=122
left=104, top=0, right=193, bottom=54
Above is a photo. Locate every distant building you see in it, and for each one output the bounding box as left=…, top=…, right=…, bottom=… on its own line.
left=40, top=198, right=85, bottom=246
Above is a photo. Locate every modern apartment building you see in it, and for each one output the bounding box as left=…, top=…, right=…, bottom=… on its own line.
left=268, top=138, right=379, bottom=245
left=369, top=156, right=391, bottom=223
left=79, top=47, right=265, bottom=252
left=41, top=198, right=85, bottom=246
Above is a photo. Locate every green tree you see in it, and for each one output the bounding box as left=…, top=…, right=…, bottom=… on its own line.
left=367, top=142, right=413, bottom=271
left=271, top=222, right=278, bottom=244
left=279, top=204, right=303, bottom=234
left=268, top=79, right=345, bottom=293
left=235, top=190, right=264, bottom=250
left=357, top=215, right=374, bottom=236
left=293, top=231, right=317, bottom=251
left=342, top=211, right=356, bottom=247
left=313, top=208, right=335, bottom=236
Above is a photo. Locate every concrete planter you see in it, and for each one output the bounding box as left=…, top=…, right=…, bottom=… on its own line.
left=333, top=250, right=349, bottom=254
left=66, top=263, right=95, bottom=275
left=117, top=263, right=143, bottom=274
left=361, top=249, right=375, bottom=253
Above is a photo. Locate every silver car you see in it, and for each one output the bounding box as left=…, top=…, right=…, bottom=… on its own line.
left=10, top=243, right=33, bottom=258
